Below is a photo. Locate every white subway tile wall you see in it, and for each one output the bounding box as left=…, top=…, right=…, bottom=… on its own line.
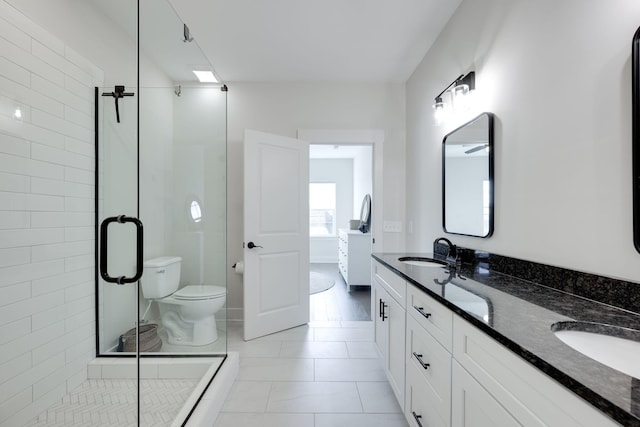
left=0, top=2, right=104, bottom=425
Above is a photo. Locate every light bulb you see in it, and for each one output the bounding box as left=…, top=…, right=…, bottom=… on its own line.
left=432, top=100, right=445, bottom=125
left=453, top=84, right=469, bottom=101
left=13, top=107, right=22, bottom=120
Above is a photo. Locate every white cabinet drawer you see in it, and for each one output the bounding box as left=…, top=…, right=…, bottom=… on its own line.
left=407, top=284, right=453, bottom=351
left=406, top=314, right=451, bottom=424
left=405, top=361, right=449, bottom=427
left=373, top=260, right=406, bottom=307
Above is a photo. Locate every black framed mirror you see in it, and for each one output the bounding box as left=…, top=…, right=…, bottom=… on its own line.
left=442, top=112, right=494, bottom=237
left=633, top=27, right=640, bottom=253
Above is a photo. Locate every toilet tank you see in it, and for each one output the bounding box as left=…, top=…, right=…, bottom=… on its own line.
left=141, top=256, right=181, bottom=299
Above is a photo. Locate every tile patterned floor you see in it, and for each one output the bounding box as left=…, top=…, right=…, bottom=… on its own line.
left=25, top=264, right=390, bottom=427
left=216, top=322, right=409, bottom=427
left=24, top=378, right=199, bottom=427
left=309, top=263, right=371, bottom=322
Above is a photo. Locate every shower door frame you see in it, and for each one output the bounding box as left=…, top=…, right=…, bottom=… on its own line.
left=93, top=83, right=144, bottom=426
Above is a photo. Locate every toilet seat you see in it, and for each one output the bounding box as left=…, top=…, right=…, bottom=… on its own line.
left=173, top=285, right=226, bottom=300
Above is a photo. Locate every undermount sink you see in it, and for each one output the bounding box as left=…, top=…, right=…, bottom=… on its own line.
left=551, top=321, right=640, bottom=379
left=397, top=257, right=448, bottom=268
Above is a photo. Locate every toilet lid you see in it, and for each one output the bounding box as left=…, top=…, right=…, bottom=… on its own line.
left=173, top=285, right=226, bottom=300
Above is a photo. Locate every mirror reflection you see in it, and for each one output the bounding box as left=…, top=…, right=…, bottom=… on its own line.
left=445, top=282, right=492, bottom=325
left=443, top=112, right=494, bottom=237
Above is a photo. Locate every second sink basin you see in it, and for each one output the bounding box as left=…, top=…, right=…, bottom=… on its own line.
left=398, top=257, right=447, bottom=268
left=551, top=321, right=640, bottom=379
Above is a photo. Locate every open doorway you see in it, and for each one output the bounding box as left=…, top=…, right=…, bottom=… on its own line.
left=308, top=144, right=373, bottom=321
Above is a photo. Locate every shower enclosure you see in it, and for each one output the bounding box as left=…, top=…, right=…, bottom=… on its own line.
left=0, top=0, right=228, bottom=425
left=94, top=0, right=228, bottom=424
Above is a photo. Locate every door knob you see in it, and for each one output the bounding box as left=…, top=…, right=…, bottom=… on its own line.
left=247, top=241, right=263, bottom=249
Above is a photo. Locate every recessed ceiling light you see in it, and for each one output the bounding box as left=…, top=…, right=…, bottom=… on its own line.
left=192, top=70, right=218, bottom=83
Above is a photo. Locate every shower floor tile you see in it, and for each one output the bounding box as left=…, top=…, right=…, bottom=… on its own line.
left=24, top=378, right=199, bottom=427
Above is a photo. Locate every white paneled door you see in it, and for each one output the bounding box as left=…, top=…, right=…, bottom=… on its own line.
left=243, top=130, right=310, bottom=340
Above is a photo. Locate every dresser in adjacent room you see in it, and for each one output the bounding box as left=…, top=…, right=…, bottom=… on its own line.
left=337, top=229, right=372, bottom=291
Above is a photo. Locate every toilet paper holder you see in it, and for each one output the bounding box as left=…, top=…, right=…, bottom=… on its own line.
left=232, top=261, right=244, bottom=274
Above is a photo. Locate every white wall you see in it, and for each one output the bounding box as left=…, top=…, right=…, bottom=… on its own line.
left=310, top=158, right=354, bottom=263
left=227, top=82, right=406, bottom=318
left=352, top=145, right=373, bottom=219
left=406, top=0, right=640, bottom=283
left=0, top=2, right=103, bottom=424
left=3, top=0, right=137, bottom=88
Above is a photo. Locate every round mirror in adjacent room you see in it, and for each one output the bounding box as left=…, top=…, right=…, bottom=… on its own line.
left=358, top=194, right=371, bottom=233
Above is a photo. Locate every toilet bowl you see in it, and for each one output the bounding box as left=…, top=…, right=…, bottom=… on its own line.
left=142, top=257, right=226, bottom=346
left=157, top=285, right=226, bottom=345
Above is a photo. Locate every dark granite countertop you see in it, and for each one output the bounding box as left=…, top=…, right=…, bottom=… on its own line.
left=372, top=252, right=640, bottom=427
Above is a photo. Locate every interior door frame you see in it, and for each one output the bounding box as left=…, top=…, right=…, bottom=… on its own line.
left=298, top=129, right=384, bottom=251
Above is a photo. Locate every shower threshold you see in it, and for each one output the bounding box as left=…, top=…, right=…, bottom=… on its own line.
left=24, top=354, right=238, bottom=427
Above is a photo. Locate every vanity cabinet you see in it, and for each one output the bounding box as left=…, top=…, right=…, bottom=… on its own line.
left=337, top=229, right=371, bottom=291
left=371, top=260, right=622, bottom=427
left=372, top=260, right=406, bottom=407
left=452, top=315, right=619, bottom=427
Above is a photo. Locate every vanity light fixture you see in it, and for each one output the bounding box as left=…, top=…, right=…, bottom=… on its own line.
left=432, top=71, right=476, bottom=124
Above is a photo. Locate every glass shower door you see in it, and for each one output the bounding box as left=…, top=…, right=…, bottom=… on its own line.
left=96, top=84, right=142, bottom=423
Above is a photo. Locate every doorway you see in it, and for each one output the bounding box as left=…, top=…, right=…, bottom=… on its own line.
left=309, top=144, right=374, bottom=322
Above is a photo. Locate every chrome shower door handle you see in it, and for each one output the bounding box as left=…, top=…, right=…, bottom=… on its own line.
left=100, top=215, right=144, bottom=284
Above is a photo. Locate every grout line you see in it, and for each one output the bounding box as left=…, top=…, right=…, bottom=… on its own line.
left=354, top=381, right=366, bottom=413
left=264, top=381, right=274, bottom=413
left=313, top=357, right=317, bottom=382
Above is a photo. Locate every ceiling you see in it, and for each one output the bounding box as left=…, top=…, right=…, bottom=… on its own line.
left=166, top=0, right=463, bottom=83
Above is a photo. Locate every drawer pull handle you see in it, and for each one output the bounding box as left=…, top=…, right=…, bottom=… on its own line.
left=413, top=305, right=432, bottom=319
left=412, top=411, right=424, bottom=427
left=379, top=299, right=388, bottom=321
left=412, top=352, right=430, bottom=369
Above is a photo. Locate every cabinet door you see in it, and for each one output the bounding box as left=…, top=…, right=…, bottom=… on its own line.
left=373, top=281, right=405, bottom=409
left=386, top=294, right=405, bottom=407
left=452, top=361, right=521, bottom=427
left=373, top=283, right=388, bottom=362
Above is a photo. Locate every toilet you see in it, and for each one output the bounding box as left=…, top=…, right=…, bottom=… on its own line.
left=141, top=256, right=226, bottom=346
